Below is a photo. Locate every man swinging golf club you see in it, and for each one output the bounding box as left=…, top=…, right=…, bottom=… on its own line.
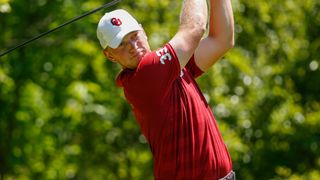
left=97, top=0, right=235, bottom=179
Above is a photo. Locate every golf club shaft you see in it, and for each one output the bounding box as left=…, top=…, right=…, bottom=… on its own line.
left=0, top=0, right=121, bottom=57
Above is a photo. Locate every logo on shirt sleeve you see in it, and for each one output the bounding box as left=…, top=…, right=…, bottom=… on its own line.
left=156, top=47, right=172, bottom=65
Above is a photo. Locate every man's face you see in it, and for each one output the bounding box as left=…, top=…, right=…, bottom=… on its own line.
left=103, top=30, right=151, bottom=69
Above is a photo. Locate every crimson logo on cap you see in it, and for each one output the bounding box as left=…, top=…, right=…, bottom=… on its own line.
left=111, top=18, right=122, bottom=26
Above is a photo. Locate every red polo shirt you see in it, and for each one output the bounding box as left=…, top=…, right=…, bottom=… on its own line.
left=116, top=44, right=232, bottom=179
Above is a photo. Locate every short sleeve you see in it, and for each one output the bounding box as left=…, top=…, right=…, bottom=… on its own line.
left=185, top=55, right=204, bottom=79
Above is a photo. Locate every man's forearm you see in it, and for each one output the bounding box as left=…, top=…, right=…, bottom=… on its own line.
left=209, top=0, right=234, bottom=45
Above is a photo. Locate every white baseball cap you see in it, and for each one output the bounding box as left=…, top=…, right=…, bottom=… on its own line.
left=97, top=9, right=142, bottom=49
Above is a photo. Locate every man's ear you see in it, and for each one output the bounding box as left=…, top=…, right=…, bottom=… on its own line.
left=103, top=50, right=117, bottom=63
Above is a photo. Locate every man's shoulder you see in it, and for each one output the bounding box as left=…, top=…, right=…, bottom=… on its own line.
left=116, top=68, right=134, bottom=87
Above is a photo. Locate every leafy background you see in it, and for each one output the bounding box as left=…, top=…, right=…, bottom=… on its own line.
left=0, top=0, right=319, bottom=179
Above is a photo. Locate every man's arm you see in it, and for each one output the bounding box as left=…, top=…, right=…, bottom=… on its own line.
left=169, top=0, right=208, bottom=69
left=195, top=0, right=234, bottom=72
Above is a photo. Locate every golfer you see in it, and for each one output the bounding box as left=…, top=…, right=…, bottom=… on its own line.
left=97, top=0, right=234, bottom=179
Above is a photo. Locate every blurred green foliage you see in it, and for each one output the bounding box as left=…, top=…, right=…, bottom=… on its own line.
left=0, top=0, right=319, bottom=179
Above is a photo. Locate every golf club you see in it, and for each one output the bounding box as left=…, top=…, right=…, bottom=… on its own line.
left=0, top=0, right=121, bottom=57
